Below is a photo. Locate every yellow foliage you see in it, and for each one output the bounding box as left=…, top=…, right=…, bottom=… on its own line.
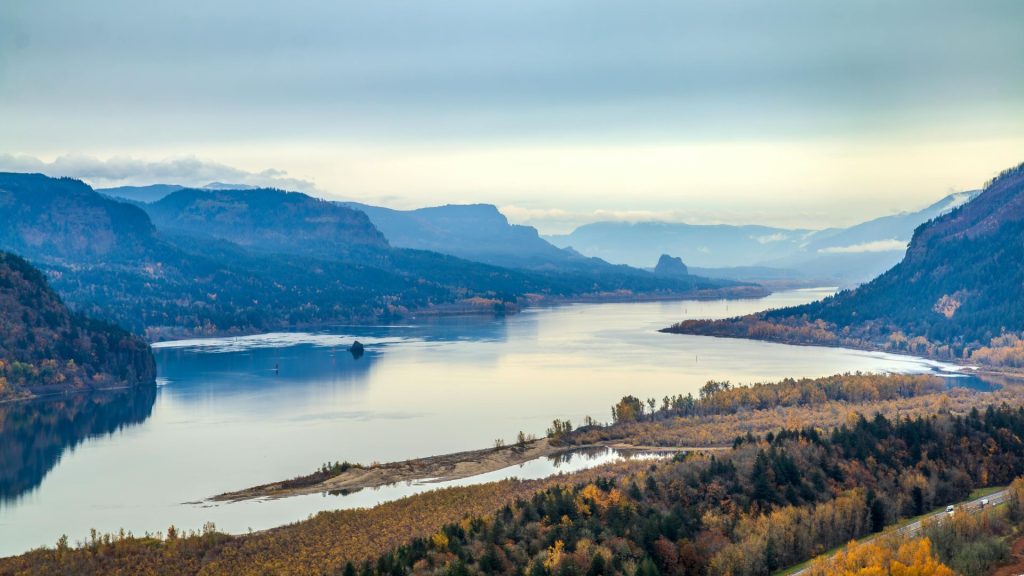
left=568, top=374, right=1020, bottom=449
left=576, top=483, right=625, bottom=515
left=972, top=333, right=1024, bottom=368
left=544, top=540, right=565, bottom=571
left=808, top=537, right=953, bottom=576
left=429, top=531, right=448, bottom=551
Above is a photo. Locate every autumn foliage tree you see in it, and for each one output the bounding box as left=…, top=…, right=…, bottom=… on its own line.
left=807, top=537, right=953, bottom=576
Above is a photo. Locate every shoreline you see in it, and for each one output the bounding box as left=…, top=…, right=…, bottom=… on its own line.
left=146, top=285, right=771, bottom=343
left=0, top=380, right=157, bottom=406
left=211, top=439, right=719, bottom=503
left=659, top=325, right=1024, bottom=380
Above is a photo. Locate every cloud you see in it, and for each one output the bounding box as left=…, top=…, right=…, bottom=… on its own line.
left=500, top=205, right=704, bottom=234
left=817, top=239, right=908, bottom=254
left=501, top=205, right=699, bottom=227
left=0, top=153, right=316, bottom=191
left=498, top=205, right=576, bottom=222
left=500, top=204, right=786, bottom=235
left=754, top=233, right=790, bottom=244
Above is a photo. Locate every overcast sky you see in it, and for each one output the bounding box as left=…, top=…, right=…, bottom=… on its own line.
left=2, top=0, right=1022, bottom=232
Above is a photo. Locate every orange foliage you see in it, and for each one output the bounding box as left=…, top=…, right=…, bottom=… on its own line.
left=808, top=537, right=954, bottom=576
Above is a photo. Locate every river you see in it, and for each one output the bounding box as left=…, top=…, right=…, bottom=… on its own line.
left=0, top=288, right=968, bottom=556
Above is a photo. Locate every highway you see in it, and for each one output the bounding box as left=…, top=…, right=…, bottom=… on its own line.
left=786, top=488, right=1010, bottom=576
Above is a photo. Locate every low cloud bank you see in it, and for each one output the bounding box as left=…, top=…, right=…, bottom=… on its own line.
left=0, top=153, right=316, bottom=191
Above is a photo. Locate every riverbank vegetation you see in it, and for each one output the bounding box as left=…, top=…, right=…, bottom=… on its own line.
left=664, top=314, right=1024, bottom=371
left=217, top=373, right=972, bottom=502
left=561, top=373, right=1011, bottom=449
left=8, top=401, right=1024, bottom=575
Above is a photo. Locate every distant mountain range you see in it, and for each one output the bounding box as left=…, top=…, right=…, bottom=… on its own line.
left=0, top=250, right=154, bottom=401
left=100, top=180, right=976, bottom=288
left=546, top=191, right=979, bottom=285
left=0, top=173, right=753, bottom=339
left=667, top=162, right=1024, bottom=365
left=105, top=185, right=700, bottom=277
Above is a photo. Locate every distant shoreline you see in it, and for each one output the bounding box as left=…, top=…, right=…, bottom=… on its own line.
left=145, top=284, right=771, bottom=342
left=0, top=380, right=156, bottom=406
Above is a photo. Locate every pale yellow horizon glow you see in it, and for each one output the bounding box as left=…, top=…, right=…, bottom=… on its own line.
left=23, top=135, right=1024, bottom=234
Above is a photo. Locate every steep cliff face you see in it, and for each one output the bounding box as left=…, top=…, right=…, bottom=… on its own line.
left=654, top=254, right=689, bottom=277
left=0, top=251, right=155, bottom=401
left=341, top=202, right=584, bottom=270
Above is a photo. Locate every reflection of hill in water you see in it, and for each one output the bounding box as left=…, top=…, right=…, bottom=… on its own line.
left=153, top=317, right=514, bottom=394
left=154, top=344, right=380, bottom=395
left=0, top=385, right=157, bottom=503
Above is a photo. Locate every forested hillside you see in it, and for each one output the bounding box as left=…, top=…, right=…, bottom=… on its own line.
left=0, top=251, right=154, bottom=401
left=666, top=162, right=1024, bottom=365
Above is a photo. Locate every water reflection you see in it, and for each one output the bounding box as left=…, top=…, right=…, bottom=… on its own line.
left=954, top=372, right=1024, bottom=392
left=326, top=447, right=669, bottom=498
left=0, top=290, right=980, bottom=557
left=938, top=372, right=999, bottom=392
left=156, top=343, right=379, bottom=396
left=0, top=386, right=156, bottom=504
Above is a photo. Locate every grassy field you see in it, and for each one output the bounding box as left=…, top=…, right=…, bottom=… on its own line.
left=970, top=485, right=1007, bottom=500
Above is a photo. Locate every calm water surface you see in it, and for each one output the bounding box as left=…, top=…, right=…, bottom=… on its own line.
left=0, top=288, right=968, bottom=555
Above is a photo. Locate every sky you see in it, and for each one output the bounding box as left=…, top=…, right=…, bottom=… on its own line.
left=1, top=0, right=1022, bottom=233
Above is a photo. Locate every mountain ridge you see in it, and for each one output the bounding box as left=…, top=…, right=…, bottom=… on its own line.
left=0, top=173, right=757, bottom=339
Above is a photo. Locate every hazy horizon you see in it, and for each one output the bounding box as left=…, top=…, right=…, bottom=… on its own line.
left=2, top=0, right=1022, bottom=234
